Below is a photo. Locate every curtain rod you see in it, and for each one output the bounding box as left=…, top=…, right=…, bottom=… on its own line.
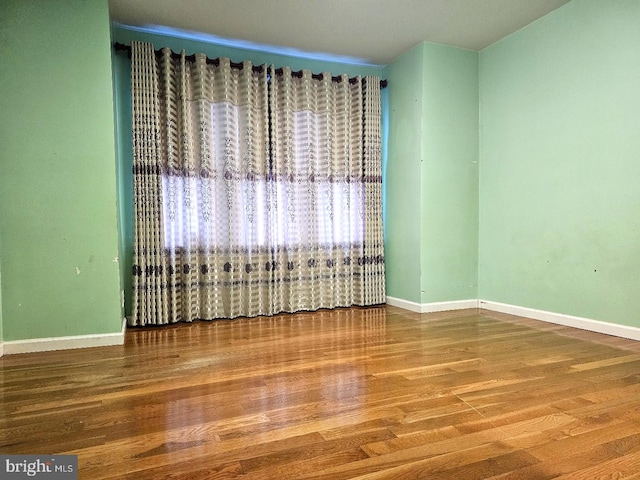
left=113, top=42, right=387, bottom=88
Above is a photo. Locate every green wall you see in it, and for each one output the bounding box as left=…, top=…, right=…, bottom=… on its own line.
left=479, top=0, right=640, bottom=326
left=112, top=47, right=134, bottom=320
left=383, top=44, right=425, bottom=303
left=0, top=0, right=123, bottom=341
left=383, top=43, right=479, bottom=304
left=421, top=43, right=479, bottom=304
left=2, top=0, right=636, bottom=346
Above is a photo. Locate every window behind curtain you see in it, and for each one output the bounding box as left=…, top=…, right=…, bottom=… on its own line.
left=130, top=41, right=385, bottom=326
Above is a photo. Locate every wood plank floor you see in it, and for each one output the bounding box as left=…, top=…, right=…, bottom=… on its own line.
left=3, top=306, right=640, bottom=479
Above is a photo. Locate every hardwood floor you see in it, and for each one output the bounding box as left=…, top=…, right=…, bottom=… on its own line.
left=3, top=305, right=640, bottom=479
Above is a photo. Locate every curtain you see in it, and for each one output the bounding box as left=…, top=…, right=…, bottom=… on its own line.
left=130, top=41, right=385, bottom=326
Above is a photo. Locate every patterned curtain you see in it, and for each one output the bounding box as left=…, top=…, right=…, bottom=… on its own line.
left=130, top=41, right=385, bottom=326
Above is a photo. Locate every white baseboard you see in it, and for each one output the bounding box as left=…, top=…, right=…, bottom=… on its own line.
left=386, top=296, right=422, bottom=312
left=0, top=341, right=4, bottom=358
left=386, top=296, right=479, bottom=314
left=479, top=300, right=640, bottom=341
left=386, top=296, right=640, bottom=342
left=423, top=299, right=479, bottom=313
left=3, top=318, right=127, bottom=355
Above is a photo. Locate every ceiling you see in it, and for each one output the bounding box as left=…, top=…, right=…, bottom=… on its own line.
left=109, top=0, right=571, bottom=66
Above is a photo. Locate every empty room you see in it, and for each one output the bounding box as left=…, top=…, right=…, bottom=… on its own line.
left=1, top=0, right=639, bottom=478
